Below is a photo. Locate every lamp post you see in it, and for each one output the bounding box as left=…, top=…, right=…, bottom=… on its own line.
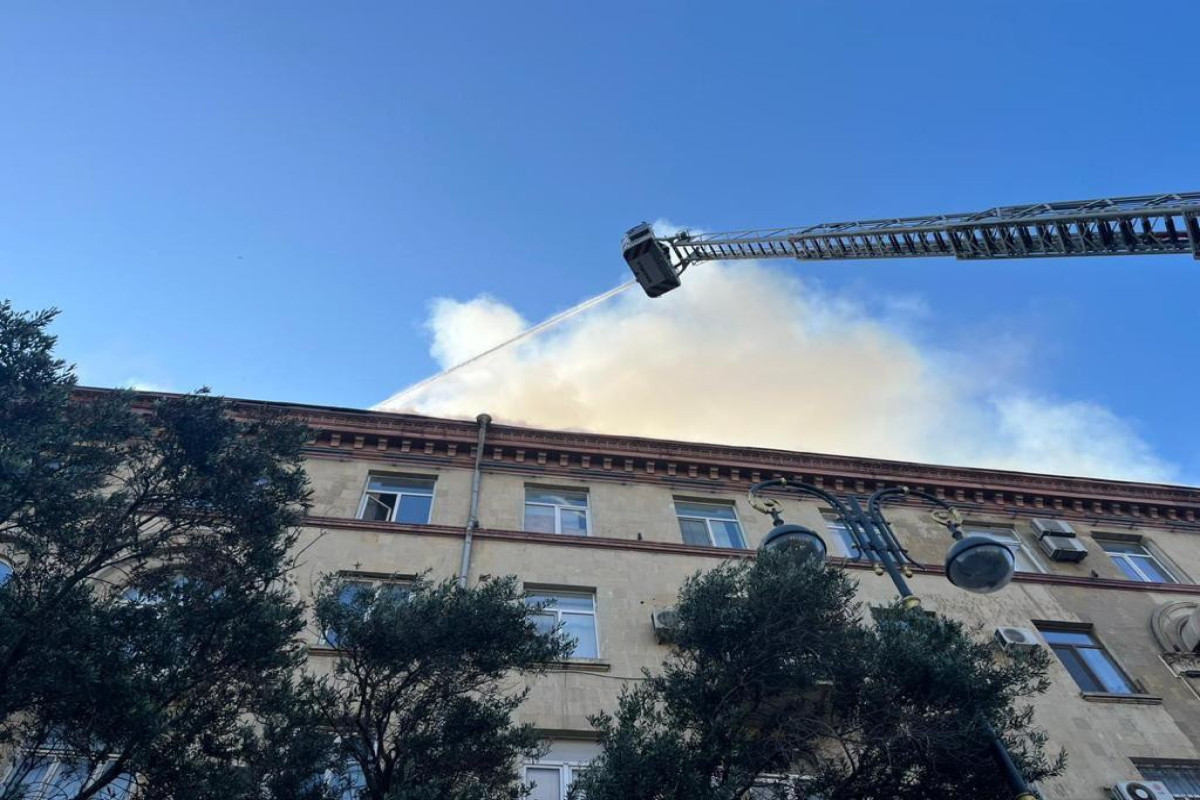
left=748, top=477, right=1037, bottom=800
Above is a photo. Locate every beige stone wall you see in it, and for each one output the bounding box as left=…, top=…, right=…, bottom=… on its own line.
left=300, top=456, right=1200, bottom=799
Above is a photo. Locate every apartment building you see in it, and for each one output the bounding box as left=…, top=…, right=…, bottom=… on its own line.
left=273, top=398, right=1200, bottom=800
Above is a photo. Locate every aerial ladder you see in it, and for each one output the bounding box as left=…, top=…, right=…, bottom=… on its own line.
left=622, top=192, right=1200, bottom=297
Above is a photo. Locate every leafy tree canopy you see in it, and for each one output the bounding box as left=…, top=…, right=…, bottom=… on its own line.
left=573, top=547, right=1065, bottom=800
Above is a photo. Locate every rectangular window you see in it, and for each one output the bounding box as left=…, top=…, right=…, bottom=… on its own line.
left=526, top=591, right=598, bottom=659
left=324, top=575, right=413, bottom=646
left=1135, top=759, right=1200, bottom=799
left=825, top=518, right=879, bottom=562
left=0, top=754, right=134, bottom=800
left=358, top=474, right=435, bottom=525
left=674, top=500, right=746, bottom=549
left=1038, top=626, right=1135, bottom=695
left=1100, top=540, right=1178, bottom=584
left=963, top=526, right=1040, bottom=573
left=525, top=741, right=599, bottom=800
left=524, top=487, right=590, bottom=536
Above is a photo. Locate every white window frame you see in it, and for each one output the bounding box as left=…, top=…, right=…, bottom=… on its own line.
left=1098, top=539, right=1178, bottom=584
left=523, top=487, right=590, bottom=536
left=0, top=751, right=135, bottom=800
left=356, top=473, right=436, bottom=525
left=525, top=590, right=599, bottom=660
left=523, top=761, right=588, bottom=800
left=963, top=525, right=1044, bottom=574
left=674, top=500, right=747, bottom=549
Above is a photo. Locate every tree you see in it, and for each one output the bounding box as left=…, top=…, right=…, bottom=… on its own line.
left=0, top=302, right=315, bottom=800
left=572, top=547, right=1065, bottom=800
left=299, top=572, right=572, bottom=800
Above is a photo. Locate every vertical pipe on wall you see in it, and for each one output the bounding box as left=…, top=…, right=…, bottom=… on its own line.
left=458, top=413, right=491, bottom=588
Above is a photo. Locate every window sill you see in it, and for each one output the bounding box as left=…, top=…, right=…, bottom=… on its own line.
left=1081, top=691, right=1162, bottom=705
left=541, top=658, right=612, bottom=673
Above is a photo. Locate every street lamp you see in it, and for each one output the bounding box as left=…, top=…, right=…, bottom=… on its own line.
left=748, top=477, right=1036, bottom=800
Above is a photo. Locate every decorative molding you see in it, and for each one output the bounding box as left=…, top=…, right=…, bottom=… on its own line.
left=304, top=516, right=1200, bottom=596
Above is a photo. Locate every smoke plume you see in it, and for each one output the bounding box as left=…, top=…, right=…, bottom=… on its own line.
left=377, top=262, right=1175, bottom=483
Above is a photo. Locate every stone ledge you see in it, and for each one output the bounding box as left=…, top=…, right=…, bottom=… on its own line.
left=1081, top=691, right=1163, bottom=705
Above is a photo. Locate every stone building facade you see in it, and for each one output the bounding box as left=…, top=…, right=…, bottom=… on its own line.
left=277, top=398, right=1200, bottom=800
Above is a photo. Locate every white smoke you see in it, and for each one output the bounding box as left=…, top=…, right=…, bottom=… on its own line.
left=376, top=262, right=1176, bottom=484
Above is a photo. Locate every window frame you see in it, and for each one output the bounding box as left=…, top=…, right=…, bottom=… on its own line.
left=323, top=572, right=415, bottom=648
left=673, top=499, right=747, bottom=549
left=962, top=524, right=1044, bottom=574
left=523, top=760, right=588, bottom=800
left=356, top=473, right=436, bottom=525
left=1036, top=623, right=1138, bottom=695
left=823, top=516, right=879, bottom=562
left=523, top=486, right=591, bottom=536
left=525, top=588, right=600, bottom=660
left=1097, top=538, right=1179, bottom=584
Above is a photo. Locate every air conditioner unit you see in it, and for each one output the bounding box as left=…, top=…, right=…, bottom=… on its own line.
left=651, top=607, right=680, bottom=644
left=1032, top=518, right=1089, bottom=562
left=1112, top=781, right=1174, bottom=800
left=995, top=626, right=1041, bottom=651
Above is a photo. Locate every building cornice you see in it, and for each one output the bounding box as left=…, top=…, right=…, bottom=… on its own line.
left=80, top=388, right=1200, bottom=531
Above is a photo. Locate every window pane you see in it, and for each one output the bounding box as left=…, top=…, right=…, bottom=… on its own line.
left=524, top=504, right=557, bottom=533
left=361, top=492, right=396, bottom=521
left=560, top=509, right=588, bottom=536
left=545, top=593, right=594, bottom=613
left=531, top=611, right=557, bottom=638
left=1112, top=558, right=1144, bottom=581
left=1041, top=629, right=1097, bottom=646
left=1100, top=541, right=1145, bottom=554
left=338, top=582, right=372, bottom=605
left=675, top=501, right=737, bottom=520
left=710, top=520, right=745, bottom=549
left=0, top=560, right=12, bottom=585
left=368, top=475, right=434, bottom=494
left=1079, top=647, right=1134, bottom=694
left=1050, top=645, right=1103, bottom=693
left=4, top=762, right=52, bottom=798
left=678, top=518, right=711, bottom=547
left=97, top=773, right=136, bottom=800
left=1131, top=555, right=1176, bottom=583
left=526, top=488, right=588, bottom=507
left=49, top=760, right=90, bottom=798
left=561, top=613, right=598, bottom=658
left=527, top=767, right=562, bottom=800
left=396, top=494, right=433, bottom=524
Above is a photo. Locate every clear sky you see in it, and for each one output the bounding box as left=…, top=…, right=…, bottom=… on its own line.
left=2, top=3, right=1198, bottom=482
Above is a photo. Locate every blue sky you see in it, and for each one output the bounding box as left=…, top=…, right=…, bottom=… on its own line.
left=2, top=3, right=1198, bottom=481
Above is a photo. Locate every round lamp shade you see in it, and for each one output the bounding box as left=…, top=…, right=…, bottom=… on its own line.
left=760, top=524, right=827, bottom=562
left=945, top=535, right=1016, bottom=594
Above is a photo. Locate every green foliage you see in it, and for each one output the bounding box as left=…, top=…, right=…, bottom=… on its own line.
left=302, top=572, right=572, bottom=800
left=573, top=547, right=1065, bottom=800
left=0, top=302, right=315, bottom=800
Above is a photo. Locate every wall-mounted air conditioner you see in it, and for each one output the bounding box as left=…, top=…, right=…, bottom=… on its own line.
left=994, top=627, right=1041, bottom=651
left=1112, top=780, right=1174, bottom=800
left=651, top=607, right=679, bottom=644
left=1032, top=518, right=1089, bottom=562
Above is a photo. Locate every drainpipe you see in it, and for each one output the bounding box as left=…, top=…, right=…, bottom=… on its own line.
left=458, top=413, right=491, bottom=588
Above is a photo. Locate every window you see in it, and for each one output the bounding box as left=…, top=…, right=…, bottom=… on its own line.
left=324, top=576, right=412, bottom=646
left=525, top=740, right=599, bottom=800
left=825, top=518, right=878, bottom=562
left=1038, top=626, right=1135, bottom=695
left=1136, top=759, right=1200, bottom=799
left=1100, top=540, right=1178, bottom=584
left=358, top=474, right=435, bottom=524
left=1, top=753, right=134, bottom=800
left=526, top=591, right=598, bottom=659
left=674, top=500, right=746, bottom=549
left=525, top=487, right=589, bottom=536
left=963, top=526, right=1040, bottom=573
left=0, top=558, right=12, bottom=585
